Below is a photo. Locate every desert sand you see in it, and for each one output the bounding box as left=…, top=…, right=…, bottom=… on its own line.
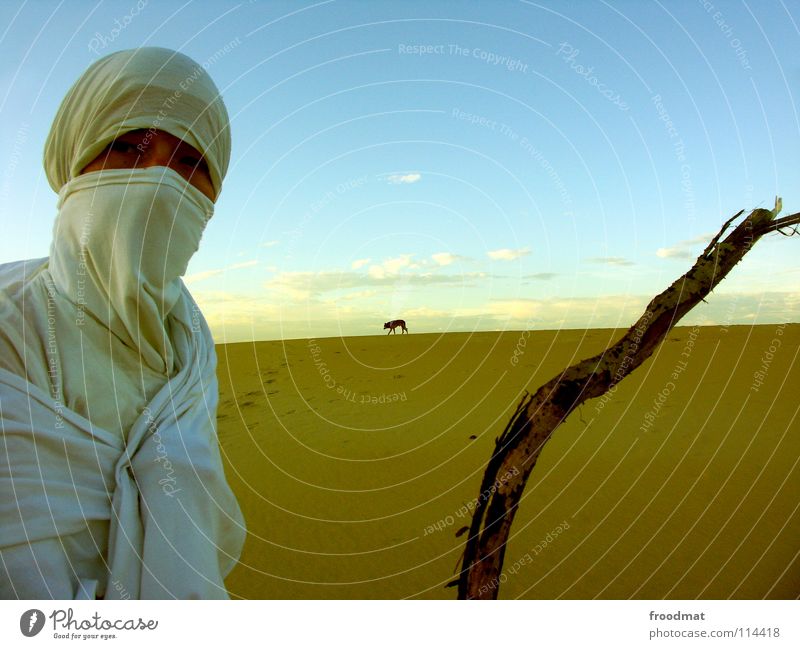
left=217, top=324, right=799, bottom=599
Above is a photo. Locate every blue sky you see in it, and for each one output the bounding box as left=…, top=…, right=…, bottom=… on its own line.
left=1, top=0, right=798, bottom=341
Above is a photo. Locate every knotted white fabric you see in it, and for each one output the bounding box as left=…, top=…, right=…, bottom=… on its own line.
left=0, top=47, right=246, bottom=599
left=0, top=263, right=244, bottom=599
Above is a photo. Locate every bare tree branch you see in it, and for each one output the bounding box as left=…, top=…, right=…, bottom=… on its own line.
left=456, top=202, right=797, bottom=599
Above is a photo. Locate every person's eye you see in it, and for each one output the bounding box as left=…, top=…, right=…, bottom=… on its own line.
left=109, top=140, right=139, bottom=155
left=179, top=155, right=209, bottom=172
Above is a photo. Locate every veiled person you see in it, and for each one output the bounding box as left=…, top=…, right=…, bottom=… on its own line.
left=0, top=47, right=246, bottom=599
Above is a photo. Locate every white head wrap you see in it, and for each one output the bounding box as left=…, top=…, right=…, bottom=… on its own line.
left=44, top=46, right=230, bottom=197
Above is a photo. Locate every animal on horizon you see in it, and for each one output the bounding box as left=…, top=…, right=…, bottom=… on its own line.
left=384, top=319, right=408, bottom=335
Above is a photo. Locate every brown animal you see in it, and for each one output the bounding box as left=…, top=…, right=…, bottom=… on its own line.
left=384, top=319, right=408, bottom=335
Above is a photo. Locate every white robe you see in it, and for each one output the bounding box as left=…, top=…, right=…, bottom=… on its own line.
left=0, top=258, right=246, bottom=599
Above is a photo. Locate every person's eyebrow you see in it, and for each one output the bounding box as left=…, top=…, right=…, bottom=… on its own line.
left=105, top=131, right=146, bottom=152
left=177, top=141, right=204, bottom=156
left=116, top=129, right=147, bottom=141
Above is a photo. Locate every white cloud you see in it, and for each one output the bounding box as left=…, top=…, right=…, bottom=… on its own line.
left=365, top=254, right=415, bottom=278
left=387, top=173, right=421, bottom=185
left=192, top=287, right=800, bottom=343
left=260, top=240, right=280, bottom=248
left=340, top=289, right=378, bottom=301
left=383, top=254, right=414, bottom=274
left=184, top=260, right=258, bottom=284
left=455, top=294, right=652, bottom=328
left=487, top=247, right=531, bottom=261
left=351, top=257, right=371, bottom=270
left=656, top=232, right=716, bottom=259
left=431, top=252, right=465, bottom=266
left=656, top=247, right=691, bottom=259
left=265, top=267, right=486, bottom=299
left=523, top=272, right=558, bottom=281
left=587, top=256, right=634, bottom=266
left=407, top=306, right=451, bottom=316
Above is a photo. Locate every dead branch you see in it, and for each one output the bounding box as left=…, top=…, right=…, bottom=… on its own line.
left=456, top=200, right=799, bottom=599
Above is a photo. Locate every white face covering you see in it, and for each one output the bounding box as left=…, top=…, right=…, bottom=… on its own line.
left=48, top=166, right=214, bottom=373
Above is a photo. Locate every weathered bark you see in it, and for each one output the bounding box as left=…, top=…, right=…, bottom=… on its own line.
left=456, top=202, right=800, bottom=599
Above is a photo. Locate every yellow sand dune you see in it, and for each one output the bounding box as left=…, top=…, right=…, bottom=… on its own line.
left=217, top=325, right=799, bottom=599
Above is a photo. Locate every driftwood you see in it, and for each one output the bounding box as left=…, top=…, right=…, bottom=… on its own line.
left=456, top=200, right=800, bottom=599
